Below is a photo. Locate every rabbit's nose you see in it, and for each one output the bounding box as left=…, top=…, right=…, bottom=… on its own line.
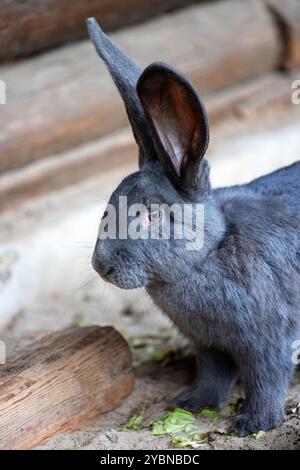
left=92, top=241, right=114, bottom=278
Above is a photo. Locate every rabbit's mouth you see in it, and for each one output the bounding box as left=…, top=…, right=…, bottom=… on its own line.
left=102, top=267, right=116, bottom=279
left=92, top=255, right=148, bottom=289
left=101, top=268, right=147, bottom=290
left=92, top=239, right=149, bottom=289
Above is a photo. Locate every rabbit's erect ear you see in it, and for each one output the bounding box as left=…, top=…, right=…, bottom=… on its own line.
left=137, top=62, right=210, bottom=193
left=86, top=18, right=156, bottom=167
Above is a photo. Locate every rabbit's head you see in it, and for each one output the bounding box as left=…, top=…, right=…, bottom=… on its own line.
left=88, top=18, right=225, bottom=289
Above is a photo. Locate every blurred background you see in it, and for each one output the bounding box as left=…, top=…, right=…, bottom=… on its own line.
left=0, top=0, right=300, bottom=336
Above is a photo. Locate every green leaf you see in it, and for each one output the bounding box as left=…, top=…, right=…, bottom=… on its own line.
left=120, top=405, right=146, bottom=431
left=171, top=432, right=208, bottom=449
left=120, top=414, right=144, bottom=431
left=147, top=328, right=173, bottom=340
left=201, top=408, right=219, bottom=420
left=132, top=344, right=156, bottom=368
left=211, top=428, right=227, bottom=435
left=128, top=330, right=191, bottom=368
left=251, top=430, right=266, bottom=440
left=150, top=408, right=196, bottom=436
left=129, top=337, right=152, bottom=348
left=149, top=408, right=229, bottom=448
left=128, top=329, right=172, bottom=349
left=152, top=347, right=188, bottom=366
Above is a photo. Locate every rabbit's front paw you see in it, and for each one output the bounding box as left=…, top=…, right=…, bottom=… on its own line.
left=230, top=410, right=283, bottom=437
left=172, top=385, right=222, bottom=411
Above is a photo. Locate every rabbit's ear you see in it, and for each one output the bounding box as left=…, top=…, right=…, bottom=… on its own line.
left=86, top=18, right=156, bottom=167
left=137, top=62, right=210, bottom=193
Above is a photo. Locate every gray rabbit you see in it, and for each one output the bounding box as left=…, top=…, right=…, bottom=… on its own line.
left=87, top=18, right=300, bottom=436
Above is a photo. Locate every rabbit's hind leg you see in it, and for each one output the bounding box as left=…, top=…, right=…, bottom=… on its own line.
left=230, top=348, right=294, bottom=436
left=172, top=347, right=237, bottom=410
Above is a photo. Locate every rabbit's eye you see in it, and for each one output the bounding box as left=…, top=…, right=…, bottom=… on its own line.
left=147, top=208, right=162, bottom=223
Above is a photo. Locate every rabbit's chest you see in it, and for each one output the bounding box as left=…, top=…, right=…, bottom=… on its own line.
left=147, top=282, right=231, bottom=347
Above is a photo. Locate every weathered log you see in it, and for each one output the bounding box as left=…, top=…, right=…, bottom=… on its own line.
left=1, top=67, right=299, bottom=213
left=0, top=0, right=203, bottom=63
left=0, top=0, right=281, bottom=174
left=0, top=326, right=133, bottom=449
left=0, top=130, right=135, bottom=212
left=267, top=0, right=300, bottom=69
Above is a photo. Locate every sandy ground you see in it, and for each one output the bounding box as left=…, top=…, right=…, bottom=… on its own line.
left=37, top=358, right=300, bottom=450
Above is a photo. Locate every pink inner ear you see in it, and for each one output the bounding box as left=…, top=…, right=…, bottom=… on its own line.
left=138, top=68, right=206, bottom=178
left=154, top=80, right=199, bottom=176
left=151, top=116, right=197, bottom=177
left=150, top=84, right=194, bottom=176
left=152, top=118, right=181, bottom=175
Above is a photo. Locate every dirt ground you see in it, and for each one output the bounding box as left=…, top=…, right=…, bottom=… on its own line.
left=38, top=358, right=300, bottom=451
left=38, top=339, right=300, bottom=450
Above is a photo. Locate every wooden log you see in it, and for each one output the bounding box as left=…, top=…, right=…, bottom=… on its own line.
left=0, top=326, right=134, bottom=449
left=208, top=69, right=299, bottom=124
left=0, top=0, right=281, bottom=174
left=0, top=0, right=203, bottom=63
left=0, top=130, right=135, bottom=212
left=1, top=68, right=299, bottom=213
left=267, top=0, right=300, bottom=69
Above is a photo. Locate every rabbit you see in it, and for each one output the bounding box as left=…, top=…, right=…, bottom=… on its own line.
left=87, top=17, right=300, bottom=436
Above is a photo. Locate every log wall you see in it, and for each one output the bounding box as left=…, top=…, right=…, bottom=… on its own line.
left=0, top=0, right=282, bottom=174
left=0, top=0, right=204, bottom=62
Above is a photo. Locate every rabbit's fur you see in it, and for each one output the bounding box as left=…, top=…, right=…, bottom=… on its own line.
left=87, top=18, right=300, bottom=436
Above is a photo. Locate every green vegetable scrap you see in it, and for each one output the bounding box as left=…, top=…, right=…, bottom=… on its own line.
left=120, top=414, right=144, bottom=431
left=147, top=328, right=173, bottom=340
left=201, top=408, right=219, bottom=420
left=120, top=405, right=146, bottom=431
left=150, top=408, right=211, bottom=449
left=251, top=430, right=266, bottom=440
left=211, top=428, right=227, bottom=435
left=132, top=345, right=157, bottom=368
left=122, top=406, right=230, bottom=449
left=171, top=432, right=208, bottom=449
left=152, top=347, right=187, bottom=366
left=129, top=329, right=187, bottom=368
left=150, top=408, right=196, bottom=436
left=129, top=329, right=173, bottom=349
